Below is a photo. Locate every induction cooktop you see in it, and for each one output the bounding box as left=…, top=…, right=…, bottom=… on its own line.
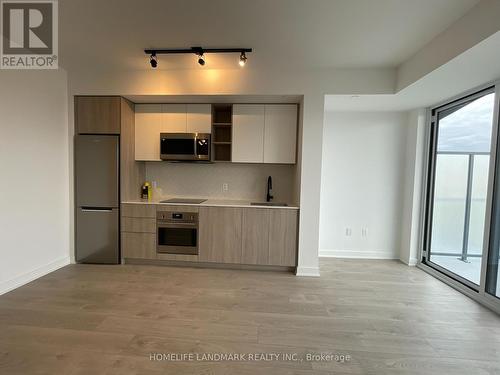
left=160, top=198, right=207, bottom=204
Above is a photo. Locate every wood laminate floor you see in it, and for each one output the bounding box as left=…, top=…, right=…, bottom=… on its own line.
left=1, top=259, right=500, bottom=374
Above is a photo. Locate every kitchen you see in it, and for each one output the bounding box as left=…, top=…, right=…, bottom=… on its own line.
left=74, top=96, right=302, bottom=271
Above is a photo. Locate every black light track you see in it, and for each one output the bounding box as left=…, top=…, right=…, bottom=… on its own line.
left=144, top=47, right=252, bottom=55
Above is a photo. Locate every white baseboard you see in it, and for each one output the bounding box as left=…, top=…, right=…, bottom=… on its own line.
left=400, top=257, right=418, bottom=266
left=295, top=266, right=320, bottom=277
left=319, top=249, right=398, bottom=260
left=0, top=256, right=70, bottom=295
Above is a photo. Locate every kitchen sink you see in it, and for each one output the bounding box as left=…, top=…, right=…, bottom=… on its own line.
left=250, top=202, right=288, bottom=207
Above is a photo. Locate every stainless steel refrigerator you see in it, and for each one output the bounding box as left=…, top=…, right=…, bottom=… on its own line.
left=75, top=135, right=120, bottom=264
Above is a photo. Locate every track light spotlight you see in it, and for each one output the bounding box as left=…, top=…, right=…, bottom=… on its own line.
left=150, top=53, right=157, bottom=68
left=239, top=52, right=247, bottom=67
left=197, top=53, right=205, bottom=66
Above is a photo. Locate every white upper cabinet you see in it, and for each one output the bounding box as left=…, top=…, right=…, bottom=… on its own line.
left=231, top=104, right=297, bottom=164
left=264, top=105, right=297, bottom=164
left=186, top=104, right=212, bottom=133
left=135, top=102, right=297, bottom=163
left=135, top=104, right=162, bottom=161
left=162, top=104, right=187, bottom=133
left=135, top=104, right=213, bottom=161
left=232, top=104, right=265, bottom=163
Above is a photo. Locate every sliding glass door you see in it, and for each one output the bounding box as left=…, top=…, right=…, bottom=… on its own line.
left=487, top=161, right=500, bottom=298
left=424, top=87, right=497, bottom=291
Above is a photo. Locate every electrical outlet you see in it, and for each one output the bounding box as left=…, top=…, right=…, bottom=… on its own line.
left=344, top=227, right=352, bottom=237
left=222, top=183, right=229, bottom=192
left=362, top=228, right=368, bottom=237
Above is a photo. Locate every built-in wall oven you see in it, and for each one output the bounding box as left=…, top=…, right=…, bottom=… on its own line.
left=160, top=133, right=210, bottom=161
left=157, top=211, right=199, bottom=255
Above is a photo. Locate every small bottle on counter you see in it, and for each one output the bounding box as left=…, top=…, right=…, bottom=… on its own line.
left=141, top=182, right=152, bottom=201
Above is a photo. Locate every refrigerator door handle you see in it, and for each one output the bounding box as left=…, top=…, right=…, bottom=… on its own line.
left=81, top=207, right=114, bottom=212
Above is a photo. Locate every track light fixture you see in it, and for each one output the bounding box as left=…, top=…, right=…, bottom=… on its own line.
left=197, top=53, right=205, bottom=66
left=149, top=53, right=157, bottom=68
left=144, top=47, right=252, bottom=68
left=239, top=52, right=247, bottom=67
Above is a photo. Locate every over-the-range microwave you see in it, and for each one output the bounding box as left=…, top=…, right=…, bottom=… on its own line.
left=160, top=133, right=211, bottom=161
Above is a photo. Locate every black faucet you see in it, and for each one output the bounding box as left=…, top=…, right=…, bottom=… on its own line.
left=266, top=176, right=274, bottom=202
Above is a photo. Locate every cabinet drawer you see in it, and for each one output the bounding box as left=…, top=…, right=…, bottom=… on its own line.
left=121, top=217, right=156, bottom=233
left=121, top=203, right=156, bottom=218
left=121, top=232, right=156, bottom=259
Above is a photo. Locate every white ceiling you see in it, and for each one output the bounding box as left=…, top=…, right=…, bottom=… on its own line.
left=59, top=0, right=480, bottom=71
left=325, top=31, right=500, bottom=112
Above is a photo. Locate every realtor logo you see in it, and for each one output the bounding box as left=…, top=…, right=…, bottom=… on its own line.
left=1, top=0, right=58, bottom=69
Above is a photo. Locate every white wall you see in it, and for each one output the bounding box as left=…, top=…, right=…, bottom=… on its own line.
left=400, top=109, right=427, bottom=265
left=0, top=70, right=70, bottom=294
left=319, top=111, right=408, bottom=259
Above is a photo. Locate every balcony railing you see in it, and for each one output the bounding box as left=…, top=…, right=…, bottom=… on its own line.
left=431, top=151, right=489, bottom=263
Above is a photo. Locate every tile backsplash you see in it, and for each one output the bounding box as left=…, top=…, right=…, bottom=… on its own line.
left=146, top=162, right=296, bottom=203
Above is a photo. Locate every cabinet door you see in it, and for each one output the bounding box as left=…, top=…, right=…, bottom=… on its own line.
left=187, top=104, right=212, bottom=133
left=135, top=104, right=162, bottom=161
left=198, top=207, right=242, bottom=263
left=241, top=208, right=270, bottom=265
left=264, top=105, right=297, bottom=164
left=232, top=104, right=265, bottom=163
left=75, top=96, right=121, bottom=134
left=162, top=104, right=187, bottom=133
left=268, top=209, right=298, bottom=266
left=121, top=232, right=156, bottom=259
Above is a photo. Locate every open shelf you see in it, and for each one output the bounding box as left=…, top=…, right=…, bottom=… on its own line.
left=213, top=122, right=232, bottom=127
left=212, top=105, right=233, bottom=162
left=213, top=143, right=231, bottom=161
left=213, top=126, right=231, bottom=143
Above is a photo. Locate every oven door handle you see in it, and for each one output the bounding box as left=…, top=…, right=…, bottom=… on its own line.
left=194, top=135, right=198, bottom=159
left=157, top=222, right=197, bottom=228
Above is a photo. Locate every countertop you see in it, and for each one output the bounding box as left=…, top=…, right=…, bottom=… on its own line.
left=121, top=197, right=300, bottom=210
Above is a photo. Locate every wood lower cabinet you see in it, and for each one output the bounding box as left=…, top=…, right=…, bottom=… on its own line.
left=268, top=209, right=298, bottom=266
left=121, top=232, right=156, bottom=259
left=199, top=206, right=298, bottom=267
left=198, top=207, right=243, bottom=264
left=121, top=203, right=156, bottom=260
left=120, top=203, right=298, bottom=267
left=241, top=208, right=270, bottom=264
left=241, top=208, right=298, bottom=267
